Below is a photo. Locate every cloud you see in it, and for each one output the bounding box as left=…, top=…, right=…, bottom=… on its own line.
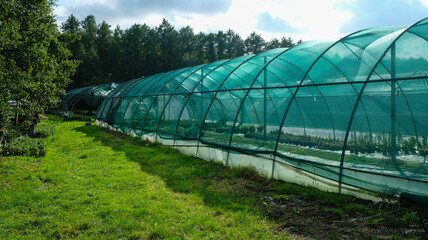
left=336, top=0, right=428, bottom=33
left=114, top=0, right=232, bottom=17
left=54, top=0, right=425, bottom=43
left=55, top=0, right=232, bottom=27
left=256, top=12, right=304, bottom=34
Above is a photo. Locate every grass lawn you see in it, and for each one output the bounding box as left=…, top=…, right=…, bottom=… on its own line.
left=1, top=116, right=427, bottom=239
left=0, top=117, right=288, bottom=239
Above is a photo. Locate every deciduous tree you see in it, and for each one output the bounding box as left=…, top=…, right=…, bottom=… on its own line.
left=0, top=0, right=77, bottom=140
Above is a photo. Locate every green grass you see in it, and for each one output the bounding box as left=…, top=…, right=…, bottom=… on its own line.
left=1, top=116, right=427, bottom=239
left=0, top=117, right=290, bottom=239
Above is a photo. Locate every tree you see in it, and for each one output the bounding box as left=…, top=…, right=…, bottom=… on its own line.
left=61, top=14, right=81, bottom=34
left=225, top=29, right=244, bottom=58
left=122, top=23, right=159, bottom=79
left=195, top=32, right=208, bottom=63
left=156, top=19, right=179, bottom=71
left=110, top=25, right=125, bottom=81
left=205, top=33, right=217, bottom=62
left=280, top=36, right=295, bottom=48
left=79, top=15, right=101, bottom=86
left=97, top=21, right=114, bottom=82
left=265, top=38, right=281, bottom=50
left=61, top=14, right=84, bottom=89
left=0, top=0, right=78, bottom=140
left=53, top=14, right=298, bottom=91
left=178, top=26, right=197, bottom=67
left=216, top=31, right=226, bottom=60
left=244, top=32, right=265, bottom=55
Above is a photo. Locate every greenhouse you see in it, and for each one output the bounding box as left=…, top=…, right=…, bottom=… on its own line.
left=96, top=18, right=428, bottom=202
left=58, top=82, right=120, bottom=113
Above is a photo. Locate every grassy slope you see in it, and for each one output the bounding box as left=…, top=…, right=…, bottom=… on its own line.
left=0, top=118, right=289, bottom=239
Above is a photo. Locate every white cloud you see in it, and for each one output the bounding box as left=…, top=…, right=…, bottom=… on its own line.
left=54, top=0, right=426, bottom=42
left=419, top=0, right=428, bottom=6
left=169, top=0, right=353, bottom=41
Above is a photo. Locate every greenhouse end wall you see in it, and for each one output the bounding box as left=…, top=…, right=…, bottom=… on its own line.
left=58, top=83, right=120, bottom=113
left=95, top=18, right=428, bottom=203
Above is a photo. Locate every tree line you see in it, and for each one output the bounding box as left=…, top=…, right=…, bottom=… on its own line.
left=61, top=15, right=299, bottom=89
left=0, top=0, right=298, bottom=143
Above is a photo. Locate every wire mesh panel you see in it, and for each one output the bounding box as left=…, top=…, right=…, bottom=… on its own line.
left=96, top=18, right=428, bottom=202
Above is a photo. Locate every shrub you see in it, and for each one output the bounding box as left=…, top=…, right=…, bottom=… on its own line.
left=33, top=124, right=55, bottom=138
left=1, top=135, right=46, bottom=157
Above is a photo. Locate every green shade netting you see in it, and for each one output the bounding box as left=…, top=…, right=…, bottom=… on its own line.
left=59, top=82, right=120, bottom=112
left=97, top=18, right=428, bottom=202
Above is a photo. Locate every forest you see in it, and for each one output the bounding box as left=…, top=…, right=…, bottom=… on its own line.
left=61, top=15, right=299, bottom=89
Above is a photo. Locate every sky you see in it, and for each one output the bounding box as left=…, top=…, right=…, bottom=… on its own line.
left=54, top=0, right=428, bottom=42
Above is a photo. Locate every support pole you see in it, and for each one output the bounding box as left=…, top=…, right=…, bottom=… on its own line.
left=264, top=56, right=267, bottom=139
left=201, top=69, right=203, bottom=122
left=391, top=43, right=397, bottom=161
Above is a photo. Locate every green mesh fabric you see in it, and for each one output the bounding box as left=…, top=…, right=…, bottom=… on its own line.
left=59, top=82, right=120, bottom=112
left=97, top=18, right=428, bottom=202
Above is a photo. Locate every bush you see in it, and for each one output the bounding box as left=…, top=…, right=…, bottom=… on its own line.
left=1, top=135, right=46, bottom=157
left=33, top=124, right=55, bottom=138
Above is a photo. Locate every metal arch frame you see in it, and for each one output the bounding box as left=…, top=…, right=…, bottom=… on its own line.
left=138, top=69, right=192, bottom=132
left=271, top=28, right=369, bottom=179
left=253, top=57, right=308, bottom=137
left=294, top=38, right=394, bottom=140
left=316, top=36, right=419, bottom=139
left=310, top=48, right=372, bottom=138
left=154, top=64, right=212, bottom=135
left=102, top=78, right=149, bottom=125
left=275, top=55, right=337, bottom=138
left=270, top=57, right=319, bottom=137
left=125, top=74, right=171, bottom=129
left=225, top=49, right=290, bottom=164
left=338, top=18, right=427, bottom=188
left=97, top=78, right=142, bottom=121
left=171, top=60, right=232, bottom=143
left=339, top=40, right=394, bottom=134
left=60, top=87, right=90, bottom=112
left=107, top=75, right=163, bottom=125
left=392, top=60, right=428, bottom=139
left=393, top=83, right=419, bottom=140
left=111, top=77, right=141, bottom=98
left=96, top=81, right=127, bottom=119
left=67, top=85, right=98, bottom=113
left=379, top=29, right=428, bottom=141
left=117, top=73, right=183, bottom=130
left=59, top=90, right=77, bottom=112
left=242, top=89, right=284, bottom=135
left=123, top=72, right=181, bottom=131
left=73, top=83, right=120, bottom=113
left=195, top=54, right=261, bottom=149
left=116, top=74, right=169, bottom=130
left=200, top=58, right=278, bottom=128
left=190, top=55, right=254, bottom=95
